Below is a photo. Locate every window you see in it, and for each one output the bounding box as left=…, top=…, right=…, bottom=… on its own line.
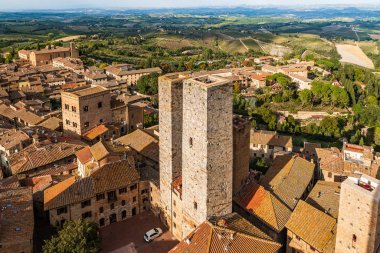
left=83, top=106, right=88, bottom=112
left=81, top=200, right=91, bottom=208
left=99, top=218, right=105, bottom=227
left=119, top=187, right=127, bottom=194
left=71, top=106, right=76, bottom=112
left=122, top=210, right=127, bottom=219
left=173, top=212, right=176, bottom=218
left=173, top=200, right=176, bottom=206
left=107, top=191, right=116, bottom=202
left=99, top=207, right=104, bottom=214
left=189, top=137, right=193, bottom=147
left=122, top=200, right=126, bottom=206
left=65, top=119, right=70, bottom=125
left=328, top=172, right=333, bottom=178
left=194, top=202, right=198, bottom=210
left=141, top=189, right=148, bottom=194
left=64, top=104, right=69, bottom=110
left=98, top=102, right=102, bottom=108
left=130, top=184, right=137, bottom=191
left=133, top=196, right=137, bottom=203
left=132, top=207, right=137, bottom=216
left=110, top=203, right=115, bottom=210
left=173, top=222, right=176, bottom=228
left=82, top=211, right=92, bottom=219
left=57, top=206, right=67, bottom=215
left=73, top=122, right=78, bottom=128
left=99, top=119, right=103, bottom=123
left=96, top=193, right=105, bottom=201
left=109, top=213, right=117, bottom=224
left=84, top=122, right=89, bottom=128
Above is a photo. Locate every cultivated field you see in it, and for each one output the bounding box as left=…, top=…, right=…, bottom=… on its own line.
left=336, top=43, right=375, bottom=69
left=55, top=35, right=86, bottom=42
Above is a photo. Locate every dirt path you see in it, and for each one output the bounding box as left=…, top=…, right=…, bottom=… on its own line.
left=239, top=38, right=249, bottom=52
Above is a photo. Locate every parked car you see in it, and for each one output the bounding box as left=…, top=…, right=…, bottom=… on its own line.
left=144, top=228, right=163, bottom=242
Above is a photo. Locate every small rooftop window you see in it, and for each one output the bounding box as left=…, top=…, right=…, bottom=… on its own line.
left=358, top=180, right=374, bottom=192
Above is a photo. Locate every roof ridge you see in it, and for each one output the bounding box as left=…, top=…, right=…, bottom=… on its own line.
left=210, top=223, right=282, bottom=247
left=269, top=193, right=281, bottom=231
left=206, top=222, right=213, bottom=253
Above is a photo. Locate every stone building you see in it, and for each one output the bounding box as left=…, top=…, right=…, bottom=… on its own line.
left=233, top=115, right=250, bottom=195
left=0, top=187, right=34, bottom=253
left=234, top=155, right=315, bottom=242
left=170, top=213, right=281, bottom=253
left=286, top=181, right=341, bottom=253
left=335, top=174, right=380, bottom=253
left=181, top=75, right=233, bottom=237
left=5, top=141, right=83, bottom=177
left=61, top=86, right=112, bottom=135
left=105, top=65, right=162, bottom=86
left=44, top=160, right=150, bottom=228
left=250, top=130, right=292, bottom=160
left=20, top=43, right=79, bottom=67
left=158, top=73, right=188, bottom=226
left=315, top=143, right=380, bottom=182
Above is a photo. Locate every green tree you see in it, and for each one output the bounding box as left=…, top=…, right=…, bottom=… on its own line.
left=43, top=220, right=100, bottom=253
left=299, top=89, right=313, bottom=106
left=136, top=72, right=159, bottom=95
left=374, top=127, right=380, bottom=146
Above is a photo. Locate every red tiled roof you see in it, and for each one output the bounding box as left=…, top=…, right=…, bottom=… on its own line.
left=76, top=146, right=92, bottom=164
left=82, top=124, right=108, bottom=141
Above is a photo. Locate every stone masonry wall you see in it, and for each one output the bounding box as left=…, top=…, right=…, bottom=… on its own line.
left=182, top=77, right=233, bottom=237
left=336, top=180, right=380, bottom=253
left=159, top=75, right=184, bottom=218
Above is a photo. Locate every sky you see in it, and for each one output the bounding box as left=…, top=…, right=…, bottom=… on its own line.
left=0, top=0, right=379, bottom=10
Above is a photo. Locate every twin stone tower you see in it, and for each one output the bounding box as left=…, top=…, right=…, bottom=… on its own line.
left=159, top=73, right=234, bottom=238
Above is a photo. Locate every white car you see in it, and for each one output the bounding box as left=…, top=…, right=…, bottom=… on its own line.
left=144, top=227, right=163, bottom=242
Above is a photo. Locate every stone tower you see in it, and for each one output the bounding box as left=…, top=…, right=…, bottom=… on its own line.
left=335, top=174, right=380, bottom=253
left=181, top=75, right=233, bottom=236
left=159, top=73, right=189, bottom=223
left=233, top=115, right=250, bottom=195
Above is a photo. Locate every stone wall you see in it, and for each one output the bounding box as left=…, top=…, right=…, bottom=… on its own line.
left=62, top=90, right=111, bottom=135
left=48, top=180, right=148, bottom=228
left=159, top=75, right=184, bottom=219
left=233, top=117, right=250, bottom=195
left=335, top=178, right=380, bottom=253
left=182, top=76, right=233, bottom=237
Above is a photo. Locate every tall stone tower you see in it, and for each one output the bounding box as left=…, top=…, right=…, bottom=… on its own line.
left=233, top=116, right=250, bottom=195
left=181, top=75, right=233, bottom=236
left=159, top=73, right=189, bottom=223
left=335, top=174, right=380, bottom=253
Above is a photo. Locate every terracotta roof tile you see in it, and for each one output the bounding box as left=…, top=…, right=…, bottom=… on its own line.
left=76, top=146, right=92, bottom=164
left=234, top=156, right=314, bottom=232
left=82, top=124, right=109, bottom=141
left=116, top=129, right=159, bottom=162
left=0, top=187, right=34, bottom=245
left=44, top=160, right=139, bottom=210
left=170, top=213, right=281, bottom=253
left=286, top=201, right=336, bottom=252
left=9, top=142, right=84, bottom=175
left=250, top=130, right=292, bottom=148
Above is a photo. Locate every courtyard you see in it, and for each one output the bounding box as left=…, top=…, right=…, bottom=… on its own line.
left=100, top=211, right=178, bottom=253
